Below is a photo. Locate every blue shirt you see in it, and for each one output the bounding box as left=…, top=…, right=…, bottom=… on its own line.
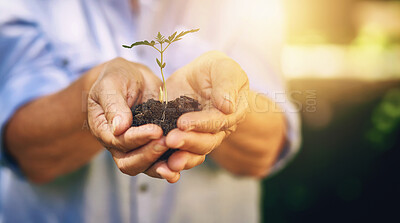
left=0, top=0, right=301, bottom=222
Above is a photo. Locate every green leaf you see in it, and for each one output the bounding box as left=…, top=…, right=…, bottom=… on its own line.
left=156, top=58, right=162, bottom=68
left=174, top=28, right=199, bottom=40
left=123, top=40, right=156, bottom=48
left=156, top=32, right=165, bottom=44
left=135, top=41, right=145, bottom=45
left=157, top=32, right=163, bottom=40
left=123, top=29, right=199, bottom=49
left=168, top=31, right=177, bottom=41
left=123, top=29, right=199, bottom=50
left=162, top=63, right=166, bottom=68
left=172, top=38, right=182, bottom=43
left=175, top=31, right=184, bottom=39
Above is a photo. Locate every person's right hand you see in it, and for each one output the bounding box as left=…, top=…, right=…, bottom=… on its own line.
left=163, top=51, right=249, bottom=175
left=87, top=58, right=180, bottom=183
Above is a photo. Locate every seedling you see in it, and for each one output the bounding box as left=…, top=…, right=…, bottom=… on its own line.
left=123, top=29, right=199, bottom=104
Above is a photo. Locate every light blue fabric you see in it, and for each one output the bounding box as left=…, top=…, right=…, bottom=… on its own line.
left=0, top=1, right=140, bottom=222
left=0, top=0, right=137, bottom=165
left=0, top=0, right=300, bottom=222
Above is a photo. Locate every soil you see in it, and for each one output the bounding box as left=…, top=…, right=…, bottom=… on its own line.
left=131, top=96, right=201, bottom=160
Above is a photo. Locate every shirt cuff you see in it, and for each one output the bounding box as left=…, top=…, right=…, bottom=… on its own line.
left=269, top=96, right=302, bottom=176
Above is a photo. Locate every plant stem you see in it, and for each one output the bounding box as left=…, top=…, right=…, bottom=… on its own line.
left=162, top=42, right=172, bottom=53
left=160, top=43, right=168, bottom=104
left=150, top=45, right=161, bottom=53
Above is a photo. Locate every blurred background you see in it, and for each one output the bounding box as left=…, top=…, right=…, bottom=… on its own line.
left=262, top=0, right=400, bottom=222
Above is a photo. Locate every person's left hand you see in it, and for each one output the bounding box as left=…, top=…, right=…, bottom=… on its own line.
left=163, top=51, right=249, bottom=175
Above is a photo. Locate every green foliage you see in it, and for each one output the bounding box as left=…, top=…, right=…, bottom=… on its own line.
left=122, top=29, right=199, bottom=49
left=122, top=29, right=199, bottom=103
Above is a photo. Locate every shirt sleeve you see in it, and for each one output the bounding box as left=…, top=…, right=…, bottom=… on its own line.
left=0, top=1, right=71, bottom=171
left=224, top=0, right=301, bottom=175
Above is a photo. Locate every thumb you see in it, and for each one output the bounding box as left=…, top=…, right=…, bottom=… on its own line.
left=210, top=59, right=249, bottom=114
left=99, top=90, right=133, bottom=136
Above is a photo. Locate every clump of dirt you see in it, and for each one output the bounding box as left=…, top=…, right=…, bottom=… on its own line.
left=131, top=96, right=201, bottom=160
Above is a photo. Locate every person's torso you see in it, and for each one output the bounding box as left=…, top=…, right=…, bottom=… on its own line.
left=0, top=1, right=261, bottom=222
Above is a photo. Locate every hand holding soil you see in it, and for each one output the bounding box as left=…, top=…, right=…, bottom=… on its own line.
left=88, top=28, right=249, bottom=184
left=163, top=51, right=250, bottom=174
left=87, top=58, right=180, bottom=183
left=87, top=51, right=249, bottom=183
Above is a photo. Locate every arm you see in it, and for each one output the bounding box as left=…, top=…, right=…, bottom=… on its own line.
left=4, top=65, right=103, bottom=183
left=162, top=51, right=292, bottom=179
left=162, top=51, right=251, bottom=175
left=209, top=90, right=286, bottom=178
left=1, top=4, right=179, bottom=183
left=4, top=58, right=181, bottom=184
left=0, top=3, right=102, bottom=183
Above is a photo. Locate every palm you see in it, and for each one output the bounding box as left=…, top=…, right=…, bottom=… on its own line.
left=165, top=51, right=249, bottom=134
left=166, top=68, right=210, bottom=107
left=167, top=52, right=248, bottom=114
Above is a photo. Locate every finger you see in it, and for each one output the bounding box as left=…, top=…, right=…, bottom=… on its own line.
left=90, top=107, right=163, bottom=152
left=165, top=128, right=226, bottom=155
left=88, top=98, right=112, bottom=136
left=177, top=107, right=246, bottom=133
left=97, top=88, right=135, bottom=136
left=109, top=137, right=170, bottom=176
left=145, top=161, right=181, bottom=183
left=209, top=54, right=249, bottom=114
left=167, top=150, right=206, bottom=172
left=113, top=124, right=163, bottom=152
left=93, top=76, right=142, bottom=136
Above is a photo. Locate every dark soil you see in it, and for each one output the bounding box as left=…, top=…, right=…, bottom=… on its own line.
left=131, top=96, right=201, bottom=160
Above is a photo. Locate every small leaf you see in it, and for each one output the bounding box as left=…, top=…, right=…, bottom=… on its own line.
left=172, top=38, right=182, bottom=42
left=168, top=31, right=177, bottom=41
left=156, top=32, right=166, bottom=44
left=175, top=31, right=185, bottom=39
left=173, top=28, right=199, bottom=42
left=162, top=63, right=166, bottom=68
left=133, top=41, right=144, bottom=46
left=133, top=41, right=147, bottom=46
left=156, top=58, right=162, bottom=68
left=150, top=40, right=155, bottom=46
left=165, top=39, right=171, bottom=44
left=157, top=32, right=163, bottom=40
left=122, top=40, right=153, bottom=48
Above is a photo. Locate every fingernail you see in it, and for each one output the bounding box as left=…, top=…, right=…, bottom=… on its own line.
left=184, top=126, right=195, bottom=132
left=175, top=141, right=185, bottom=148
left=150, top=135, right=161, bottom=140
left=112, top=116, right=121, bottom=133
left=154, top=144, right=167, bottom=152
left=156, top=166, right=172, bottom=178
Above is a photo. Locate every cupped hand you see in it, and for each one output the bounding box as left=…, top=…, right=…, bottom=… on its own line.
left=87, top=57, right=180, bottom=183
left=164, top=51, right=250, bottom=173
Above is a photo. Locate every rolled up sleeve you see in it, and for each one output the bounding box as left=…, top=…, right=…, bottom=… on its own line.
left=0, top=4, right=70, bottom=170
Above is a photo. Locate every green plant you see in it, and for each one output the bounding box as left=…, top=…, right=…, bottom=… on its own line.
left=123, top=29, right=199, bottom=104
